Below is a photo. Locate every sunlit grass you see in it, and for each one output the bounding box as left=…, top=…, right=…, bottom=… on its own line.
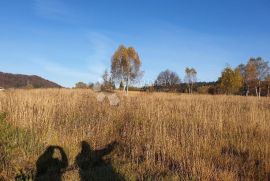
left=0, top=89, right=269, bottom=180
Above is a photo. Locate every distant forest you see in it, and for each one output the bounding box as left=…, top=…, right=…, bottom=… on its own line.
left=141, top=81, right=270, bottom=96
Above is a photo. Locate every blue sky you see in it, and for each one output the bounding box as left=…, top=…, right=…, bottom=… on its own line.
left=0, top=0, right=270, bottom=87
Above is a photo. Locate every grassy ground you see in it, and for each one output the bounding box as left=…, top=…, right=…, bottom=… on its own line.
left=0, top=113, right=43, bottom=180
left=0, top=89, right=269, bottom=180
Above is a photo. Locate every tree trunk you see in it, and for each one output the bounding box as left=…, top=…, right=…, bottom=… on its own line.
left=121, top=66, right=125, bottom=93
left=258, top=86, right=261, bottom=98
left=188, top=84, right=191, bottom=94
left=255, top=86, right=258, bottom=97
left=125, top=78, right=129, bottom=95
left=258, top=81, right=261, bottom=98
left=267, top=85, right=270, bottom=97
left=123, top=84, right=125, bottom=92
left=246, top=86, right=249, bottom=96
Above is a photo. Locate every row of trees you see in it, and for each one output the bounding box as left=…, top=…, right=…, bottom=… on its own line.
left=153, top=68, right=197, bottom=93
left=219, top=57, right=270, bottom=97
left=74, top=45, right=270, bottom=97
left=74, top=70, right=115, bottom=91
left=153, top=57, right=270, bottom=96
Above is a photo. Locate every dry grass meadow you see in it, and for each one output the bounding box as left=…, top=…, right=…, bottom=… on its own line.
left=0, top=89, right=269, bottom=180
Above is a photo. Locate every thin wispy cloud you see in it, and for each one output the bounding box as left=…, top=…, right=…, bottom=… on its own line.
left=136, top=23, right=231, bottom=82
left=27, top=31, right=117, bottom=87
left=85, top=31, right=117, bottom=79
left=33, top=0, right=74, bottom=22
left=29, top=58, right=91, bottom=87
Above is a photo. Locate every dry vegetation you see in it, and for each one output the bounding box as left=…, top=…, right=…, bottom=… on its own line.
left=0, top=89, right=269, bottom=180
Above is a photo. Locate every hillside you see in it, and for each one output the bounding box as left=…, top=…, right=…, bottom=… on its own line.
left=0, top=72, right=62, bottom=88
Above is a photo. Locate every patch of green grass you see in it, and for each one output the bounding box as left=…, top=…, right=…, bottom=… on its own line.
left=0, top=113, right=43, bottom=180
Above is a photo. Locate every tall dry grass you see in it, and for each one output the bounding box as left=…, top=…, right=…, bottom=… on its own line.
left=0, top=89, right=269, bottom=180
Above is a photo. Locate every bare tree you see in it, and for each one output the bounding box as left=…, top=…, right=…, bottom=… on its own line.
left=237, top=64, right=246, bottom=77
left=111, top=45, right=142, bottom=94
left=185, top=67, right=197, bottom=94
left=101, top=69, right=114, bottom=91
left=155, top=69, right=181, bottom=91
left=236, top=63, right=248, bottom=95
left=75, top=82, right=88, bottom=89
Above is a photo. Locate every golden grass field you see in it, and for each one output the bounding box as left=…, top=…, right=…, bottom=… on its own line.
left=0, top=89, right=269, bottom=180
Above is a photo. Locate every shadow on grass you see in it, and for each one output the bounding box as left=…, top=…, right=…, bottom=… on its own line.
left=34, top=145, right=68, bottom=181
left=75, top=141, right=124, bottom=181
left=15, top=141, right=124, bottom=181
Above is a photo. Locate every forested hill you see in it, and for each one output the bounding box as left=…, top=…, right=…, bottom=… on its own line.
left=0, top=72, right=62, bottom=88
